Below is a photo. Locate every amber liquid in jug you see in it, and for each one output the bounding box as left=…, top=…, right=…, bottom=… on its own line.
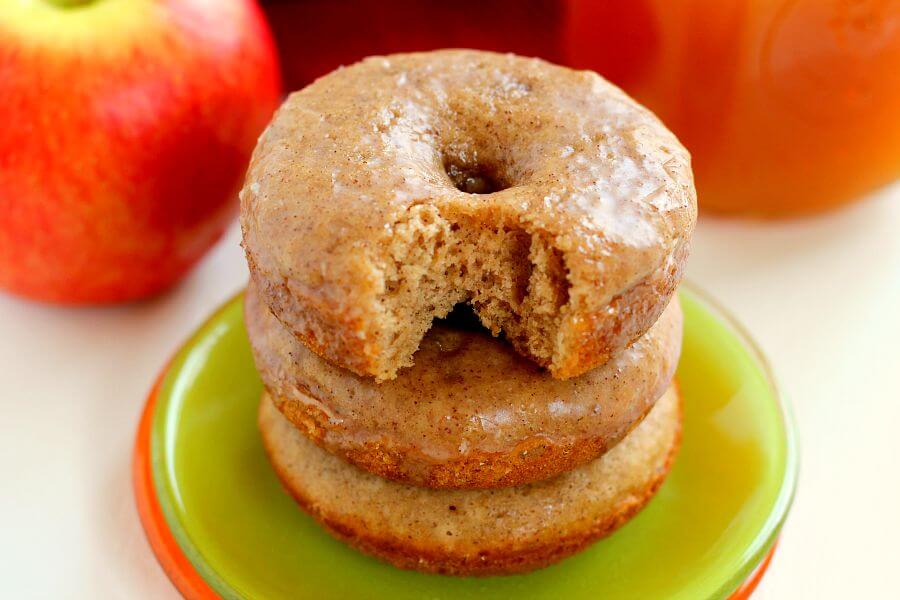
left=261, top=0, right=900, bottom=216
left=564, top=0, right=900, bottom=216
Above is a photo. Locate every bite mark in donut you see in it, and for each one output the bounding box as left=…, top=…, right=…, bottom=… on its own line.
left=379, top=203, right=572, bottom=378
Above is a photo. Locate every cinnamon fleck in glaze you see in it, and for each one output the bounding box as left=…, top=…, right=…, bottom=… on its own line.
left=245, top=281, right=682, bottom=488
left=241, top=50, right=696, bottom=381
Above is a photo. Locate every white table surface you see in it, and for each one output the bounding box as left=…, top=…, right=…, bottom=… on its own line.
left=2, top=183, right=898, bottom=599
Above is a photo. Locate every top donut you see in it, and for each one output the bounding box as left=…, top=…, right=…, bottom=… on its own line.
left=241, top=50, right=696, bottom=381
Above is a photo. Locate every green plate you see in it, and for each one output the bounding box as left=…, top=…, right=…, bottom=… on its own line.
left=149, top=285, right=797, bottom=599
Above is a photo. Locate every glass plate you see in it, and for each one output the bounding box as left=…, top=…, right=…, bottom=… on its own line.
left=134, top=284, right=798, bottom=599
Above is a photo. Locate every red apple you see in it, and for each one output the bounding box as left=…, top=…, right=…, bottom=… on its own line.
left=0, top=0, right=281, bottom=303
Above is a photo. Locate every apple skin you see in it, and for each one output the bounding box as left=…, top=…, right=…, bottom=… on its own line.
left=0, top=0, right=281, bottom=303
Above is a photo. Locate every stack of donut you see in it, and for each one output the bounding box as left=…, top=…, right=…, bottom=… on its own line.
left=241, top=50, right=697, bottom=575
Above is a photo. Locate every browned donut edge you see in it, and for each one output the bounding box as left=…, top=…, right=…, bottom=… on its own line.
left=259, top=387, right=682, bottom=576
left=552, top=238, right=690, bottom=380
left=268, top=384, right=660, bottom=490
left=245, top=253, right=381, bottom=379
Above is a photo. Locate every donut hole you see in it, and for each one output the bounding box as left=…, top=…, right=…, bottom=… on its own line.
left=377, top=204, right=571, bottom=379
left=443, top=158, right=508, bottom=195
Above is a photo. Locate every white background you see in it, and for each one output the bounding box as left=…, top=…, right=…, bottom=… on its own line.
left=1, top=184, right=898, bottom=598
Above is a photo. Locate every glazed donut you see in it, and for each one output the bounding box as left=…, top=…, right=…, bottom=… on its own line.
left=241, top=50, right=696, bottom=381
left=245, top=280, right=682, bottom=488
left=258, top=384, right=681, bottom=576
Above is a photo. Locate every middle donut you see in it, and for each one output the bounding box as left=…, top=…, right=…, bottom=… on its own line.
left=246, top=279, right=683, bottom=489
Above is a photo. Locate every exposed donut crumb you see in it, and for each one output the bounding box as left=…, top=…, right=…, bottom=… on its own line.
left=378, top=204, right=570, bottom=377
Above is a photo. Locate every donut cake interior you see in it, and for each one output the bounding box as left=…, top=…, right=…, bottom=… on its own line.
left=381, top=203, right=569, bottom=386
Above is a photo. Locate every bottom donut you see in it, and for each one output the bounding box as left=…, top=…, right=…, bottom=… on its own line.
left=258, top=383, right=682, bottom=576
